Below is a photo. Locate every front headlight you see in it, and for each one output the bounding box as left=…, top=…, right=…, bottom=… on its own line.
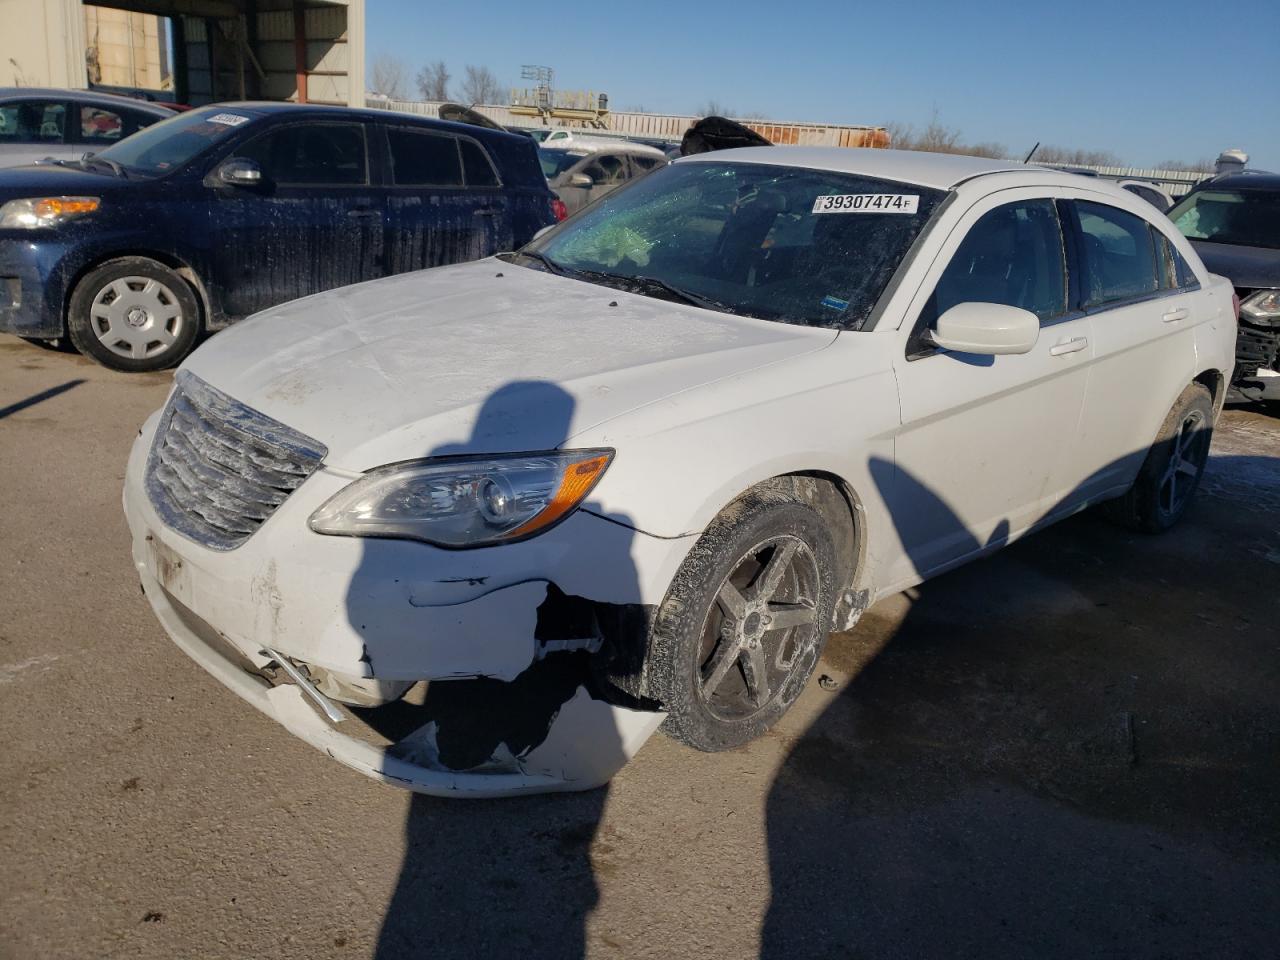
left=1240, top=290, right=1280, bottom=325
left=0, top=196, right=100, bottom=229
left=308, top=450, right=614, bottom=548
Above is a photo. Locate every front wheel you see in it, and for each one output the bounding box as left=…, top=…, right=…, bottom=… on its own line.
left=649, top=484, right=838, bottom=752
left=66, top=257, right=201, bottom=372
left=1105, top=383, right=1214, bottom=533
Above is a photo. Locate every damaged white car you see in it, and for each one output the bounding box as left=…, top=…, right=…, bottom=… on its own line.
left=124, top=148, right=1237, bottom=796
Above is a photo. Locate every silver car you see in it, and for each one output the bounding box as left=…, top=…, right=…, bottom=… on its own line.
left=539, top=140, right=668, bottom=215
left=0, top=88, right=174, bottom=168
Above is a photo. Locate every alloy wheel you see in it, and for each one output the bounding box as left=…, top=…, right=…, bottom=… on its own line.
left=1157, top=409, right=1208, bottom=519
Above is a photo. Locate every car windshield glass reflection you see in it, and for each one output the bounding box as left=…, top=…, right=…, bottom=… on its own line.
left=1169, top=189, right=1280, bottom=250
left=525, top=161, right=945, bottom=329
left=94, top=107, right=252, bottom=175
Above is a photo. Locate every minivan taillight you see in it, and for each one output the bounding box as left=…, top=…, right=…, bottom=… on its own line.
left=551, top=197, right=568, bottom=222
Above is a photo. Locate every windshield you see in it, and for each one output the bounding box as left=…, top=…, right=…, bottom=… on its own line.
left=93, top=107, right=257, bottom=175
left=539, top=147, right=589, bottom=179
left=523, top=160, right=945, bottom=329
left=1168, top=188, right=1280, bottom=250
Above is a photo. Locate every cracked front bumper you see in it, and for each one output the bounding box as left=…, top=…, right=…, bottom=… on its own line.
left=123, top=410, right=690, bottom=795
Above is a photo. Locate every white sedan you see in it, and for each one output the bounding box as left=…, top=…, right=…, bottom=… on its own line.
left=123, top=147, right=1237, bottom=796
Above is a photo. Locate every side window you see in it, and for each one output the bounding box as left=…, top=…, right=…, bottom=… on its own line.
left=0, top=101, right=66, bottom=143
left=239, top=123, right=367, bottom=185
left=583, top=154, right=628, bottom=185
left=459, top=138, right=499, bottom=187
left=78, top=106, right=146, bottom=143
left=1076, top=201, right=1160, bottom=307
left=929, top=198, right=1068, bottom=325
left=632, top=155, right=663, bottom=174
left=387, top=128, right=462, bottom=186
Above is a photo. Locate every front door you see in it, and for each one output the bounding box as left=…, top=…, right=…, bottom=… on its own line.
left=207, top=120, right=384, bottom=318
left=887, top=193, right=1092, bottom=584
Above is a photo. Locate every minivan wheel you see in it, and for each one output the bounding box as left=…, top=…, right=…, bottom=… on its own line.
left=650, top=485, right=837, bottom=752
left=67, top=257, right=200, bottom=372
left=1105, top=383, right=1214, bottom=533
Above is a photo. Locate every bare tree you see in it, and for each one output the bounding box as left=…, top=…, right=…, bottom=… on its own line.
left=416, top=60, right=450, bottom=101
left=885, top=114, right=1006, bottom=159
left=460, top=65, right=503, bottom=105
left=1157, top=158, right=1213, bottom=173
left=369, top=54, right=409, bottom=100
left=1032, top=144, right=1121, bottom=166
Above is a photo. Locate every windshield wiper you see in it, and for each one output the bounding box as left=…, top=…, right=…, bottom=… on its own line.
left=624, top=275, right=735, bottom=314
left=80, top=154, right=126, bottom=178
left=510, top=250, right=567, bottom=275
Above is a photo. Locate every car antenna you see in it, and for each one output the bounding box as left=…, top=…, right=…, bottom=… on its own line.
left=1022, top=142, right=1040, bottom=163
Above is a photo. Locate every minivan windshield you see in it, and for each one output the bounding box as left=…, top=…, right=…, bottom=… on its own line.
left=94, top=107, right=257, bottom=175
left=1169, top=188, right=1280, bottom=250
left=522, top=160, right=945, bottom=329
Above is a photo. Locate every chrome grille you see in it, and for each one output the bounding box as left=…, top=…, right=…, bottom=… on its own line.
left=145, top=370, right=327, bottom=550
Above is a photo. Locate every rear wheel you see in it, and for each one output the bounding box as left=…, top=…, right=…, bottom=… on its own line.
left=650, top=485, right=837, bottom=751
left=67, top=257, right=200, bottom=372
left=1105, top=383, right=1214, bottom=533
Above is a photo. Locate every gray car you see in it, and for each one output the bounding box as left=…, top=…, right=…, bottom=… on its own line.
left=0, top=88, right=174, bottom=168
left=538, top=140, right=667, bottom=216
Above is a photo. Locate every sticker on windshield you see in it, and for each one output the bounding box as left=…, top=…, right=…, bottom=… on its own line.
left=812, top=194, right=919, bottom=214
left=207, top=113, right=250, bottom=127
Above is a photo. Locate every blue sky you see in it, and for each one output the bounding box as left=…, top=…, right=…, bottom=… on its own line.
left=367, top=0, right=1279, bottom=170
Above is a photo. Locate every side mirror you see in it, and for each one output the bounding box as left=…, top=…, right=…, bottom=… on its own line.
left=531, top=224, right=555, bottom=241
left=216, top=157, right=264, bottom=187
left=930, top=302, right=1039, bottom=355
left=568, top=172, right=593, bottom=188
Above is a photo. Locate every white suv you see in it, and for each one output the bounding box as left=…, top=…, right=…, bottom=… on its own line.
left=123, top=147, right=1236, bottom=797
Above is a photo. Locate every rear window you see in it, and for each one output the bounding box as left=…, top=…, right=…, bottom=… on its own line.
left=0, top=101, right=66, bottom=143
left=460, top=138, right=499, bottom=186
left=1169, top=189, right=1280, bottom=250
left=539, top=148, right=588, bottom=179
left=94, top=107, right=252, bottom=174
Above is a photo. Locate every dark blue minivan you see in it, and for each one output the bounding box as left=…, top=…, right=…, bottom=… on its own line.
left=0, top=103, right=557, bottom=370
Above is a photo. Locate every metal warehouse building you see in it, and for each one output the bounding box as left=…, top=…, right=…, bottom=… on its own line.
left=0, top=0, right=365, bottom=107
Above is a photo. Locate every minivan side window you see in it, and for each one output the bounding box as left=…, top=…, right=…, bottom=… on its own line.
left=0, top=101, right=66, bottom=143
left=239, top=123, right=368, bottom=185
left=1076, top=201, right=1159, bottom=307
left=77, top=105, right=157, bottom=144
left=387, top=128, right=463, bottom=186
left=459, top=138, right=499, bottom=187
left=932, top=199, right=1068, bottom=322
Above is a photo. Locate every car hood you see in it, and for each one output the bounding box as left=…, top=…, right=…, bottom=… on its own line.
left=182, top=259, right=838, bottom=471
left=0, top=162, right=126, bottom=201
left=1189, top=240, right=1280, bottom=290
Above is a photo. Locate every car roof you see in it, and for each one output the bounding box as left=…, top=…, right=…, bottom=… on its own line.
left=677, top=146, right=1030, bottom=190
left=538, top=139, right=667, bottom=157
left=0, top=87, right=175, bottom=116
left=1190, top=170, right=1280, bottom=192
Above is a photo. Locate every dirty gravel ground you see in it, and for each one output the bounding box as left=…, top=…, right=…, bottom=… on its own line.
left=1, top=334, right=1277, bottom=960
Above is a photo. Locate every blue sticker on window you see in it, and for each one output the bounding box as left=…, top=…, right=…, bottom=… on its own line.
left=821, top=295, right=850, bottom=312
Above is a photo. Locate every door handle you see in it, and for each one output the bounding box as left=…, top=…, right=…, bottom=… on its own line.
left=1049, top=337, right=1088, bottom=356
left=1162, top=307, right=1189, bottom=322
left=346, top=207, right=380, bottom=218
left=473, top=207, right=499, bottom=217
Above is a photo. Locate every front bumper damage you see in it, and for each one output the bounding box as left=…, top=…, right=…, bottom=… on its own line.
left=123, top=411, right=690, bottom=797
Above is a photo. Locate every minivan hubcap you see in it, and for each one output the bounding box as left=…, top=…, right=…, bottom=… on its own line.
left=697, top=536, right=821, bottom=722
left=90, top=276, right=184, bottom=360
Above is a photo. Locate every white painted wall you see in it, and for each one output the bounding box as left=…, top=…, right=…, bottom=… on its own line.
left=0, top=0, right=88, bottom=88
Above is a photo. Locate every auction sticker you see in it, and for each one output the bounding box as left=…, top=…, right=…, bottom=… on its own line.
left=812, top=194, right=918, bottom=214
left=207, top=113, right=250, bottom=126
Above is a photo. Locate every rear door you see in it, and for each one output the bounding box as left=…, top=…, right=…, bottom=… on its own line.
left=889, top=191, right=1093, bottom=581
left=1065, top=198, right=1201, bottom=500
left=206, top=119, right=384, bottom=318
left=381, top=124, right=510, bottom=272
left=0, top=98, right=72, bottom=166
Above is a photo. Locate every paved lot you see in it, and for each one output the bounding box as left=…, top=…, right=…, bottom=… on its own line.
left=1, top=333, right=1278, bottom=960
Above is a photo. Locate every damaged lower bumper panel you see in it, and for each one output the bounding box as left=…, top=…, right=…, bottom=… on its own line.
left=143, top=567, right=666, bottom=797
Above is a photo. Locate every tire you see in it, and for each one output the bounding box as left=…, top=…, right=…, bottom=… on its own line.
left=650, top=483, right=839, bottom=752
left=67, top=257, right=201, bottom=372
left=1104, top=383, right=1214, bottom=533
